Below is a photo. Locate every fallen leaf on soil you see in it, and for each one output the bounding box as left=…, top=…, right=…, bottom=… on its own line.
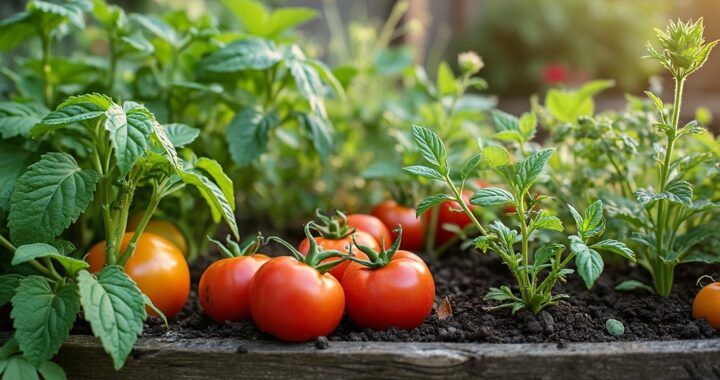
left=437, top=296, right=453, bottom=321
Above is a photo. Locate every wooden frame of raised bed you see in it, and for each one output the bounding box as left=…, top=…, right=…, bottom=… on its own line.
left=57, top=336, right=720, bottom=379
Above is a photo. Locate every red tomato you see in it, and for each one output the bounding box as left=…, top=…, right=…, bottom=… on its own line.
left=198, top=254, right=270, bottom=323
left=371, top=201, right=425, bottom=251
left=249, top=256, right=345, bottom=342
left=87, top=232, right=190, bottom=318
left=297, top=231, right=376, bottom=280
left=342, top=250, right=435, bottom=330
left=346, top=214, right=392, bottom=248
left=435, top=190, right=474, bottom=246
left=692, top=282, right=720, bottom=328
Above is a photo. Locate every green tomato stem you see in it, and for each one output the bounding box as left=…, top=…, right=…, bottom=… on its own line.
left=40, top=32, right=53, bottom=106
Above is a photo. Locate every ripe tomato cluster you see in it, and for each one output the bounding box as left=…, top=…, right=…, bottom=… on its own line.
left=199, top=210, right=436, bottom=342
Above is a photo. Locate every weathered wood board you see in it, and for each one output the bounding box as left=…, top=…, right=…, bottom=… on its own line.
left=55, top=336, right=720, bottom=379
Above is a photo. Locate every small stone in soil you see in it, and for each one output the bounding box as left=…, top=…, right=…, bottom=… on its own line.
left=236, top=346, right=249, bottom=354
left=315, top=336, right=330, bottom=350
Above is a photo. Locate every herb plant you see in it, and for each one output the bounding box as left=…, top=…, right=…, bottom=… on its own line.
left=406, top=125, right=634, bottom=313
left=0, top=93, right=237, bottom=377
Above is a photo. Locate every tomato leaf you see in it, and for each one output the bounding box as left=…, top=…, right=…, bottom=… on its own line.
left=481, top=146, right=511, bottom=168
left=130, top=14, right=180, bottom=47
left=531, top=211, right=564, bottom=232
left=11, top=276, right=79, bottom=366
left=298, top=113, right=333, bottom=158
left=286, top=48, right=328, bottom=119
left=491, top=110, right=519, bottom=132
left=194, top=158, right=235, bottom=210
left=403, top=165, right=444, bottom=181
left=0, top=355, right=37, bottom=380
left=517, top=148, right=554, bottom=192
left=78, top=267, right=146, bottom=370
left=108, top=102, right=153, bottom=176
left=471, top=187, right=514, bottom=207
left=8, top=152, right=99, bottom=245
left=201, top=37, right=281, bottom=73
left=150, top=121, right=181, bottom=169
left=416, top=194, right=452, bottom=217
left=436, top=61, right=457, bottom=97
left=591, top=239, right=635, bottom=262
left=12, top=243, right=89, bottom=276
left=164, top=123, right=200, bottom=148
left=460, top=154, right=482, bottom=180
left=227, top=106, right=279, bottom=167
left=615, top=280, right=655, bottom=293
left=535, top=242, right=565, bottom=266
left=0, top=102, right=48, bottom=139
left=265, top=7, right=317, bottom=37
left=410, top=125, right=447, bottom=173
left=179, top=169, right=240, bottom=240
left=581, top=200, right=605, bottom=238
left=37, top=360, right=66, bottom=380
left=0, top=274, right=24, bottom=308
left=570, top=236, right=603, bottom=289
left=0, top=142, right=35, bottom=212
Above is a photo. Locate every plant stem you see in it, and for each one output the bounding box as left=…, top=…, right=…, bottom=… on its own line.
left=108, top=35, right=118, bottom=94
left=0, top=235, right=61, bottom=281
left=117, top=180, right=163, bottom=267
left=40, top=33, right=53, bottom=106
left=444, top=174, right=487, bottom=236
left=516, top=196, right=532, bottom=304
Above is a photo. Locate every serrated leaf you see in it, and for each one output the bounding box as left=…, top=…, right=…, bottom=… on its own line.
left=11, top=276, right=79, bottom=366
left=78, top=267, right=146, bottom=370
left=298, top=113, right=333, bottom=158
left=664, top=180, right=693, bottom=205
left=201, top=38, right=281, bottom=73
left=1, top=355, right=37, bottom=380
left=227, top=106, right=279, bottom=167
left=131, top=14, right=179, bottom=46
left=535, top=243, right=565, bottom=266
left=306, top=59, right=345, bottom=100
left=179, top=170, right=239, bottom=239
left=591, top=239, right=635, bottom=262
left=472, top=234, right=497, bottom=253
left=286, top=52, right=327, bottom=119
left=410, top=125, right=447, bottom=172
left=194, top=158, right=235, bottom=211
left=164, top=123, right=200, bottom=148
left=13, top=243, right=89, bottom=275
left=532, top=211, right=564, bottom=232
left=416, top=194, right=452, bottom=216
left=491, top=110, right=519, bottom=132
left=150, top=121, right=180, bottom=169
left=582, top=200, right=605, bottom=238
left=460, top=154, right=482, bottom=180
left=518, top=112, right=537, bottom=140
left=32, top=102, right=106, bottom=136
left=0, top=102, right=47, bottom=139
left=570, top=236, right=603, bottom=289
left=493, top=130, right=524, bottom=143
left=403, top=165, right=444, bottom=181
left=265, top=7, right=317, bottom=36
left=0, top=142, right=35, bottom=212
left=481, top=146, right=511, bottom=168
left=8, top=152, right=99, bottom=245
left=470, top=187, right=514, bottom=207
left=0, top=274, right=24, bottom=307
left=108, top=102, right=153, bottom=176
left=567, top=204, right=583, bottom=231
left=517, top=149, right=554, bottom=191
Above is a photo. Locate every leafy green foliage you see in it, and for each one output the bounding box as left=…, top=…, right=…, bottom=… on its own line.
left=13, top=244, right=88, bottom=276
left=200, top=38, right=282, bottom=73
left=226, top=106, right=279, bottom=167
left=8, top=153, right=99, bottom=245
left=78, top=267, right=146, bottom=370
left=545, top=80, right=615, bottom=123
left=11, top=276, right=79, bottom=366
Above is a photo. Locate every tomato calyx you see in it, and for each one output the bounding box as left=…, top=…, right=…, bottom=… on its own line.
left=208, top=233, right=263, bottom=258
left=312, top=209, right=356, bottom=240
left=264, top=223, right=348, bottom=274
left=696, top=275, right=717, bottom=288
left=345, top=226, right=404, bottom=269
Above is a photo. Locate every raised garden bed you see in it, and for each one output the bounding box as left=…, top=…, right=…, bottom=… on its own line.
left=56, top=250, right=720, bottom=378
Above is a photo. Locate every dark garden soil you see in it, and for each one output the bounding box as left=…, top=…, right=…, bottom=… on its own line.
left=72, top=244, right=720, bottom=344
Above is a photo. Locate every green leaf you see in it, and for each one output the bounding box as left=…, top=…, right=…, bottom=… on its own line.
left=194, top=158, right=235, bottom=211
left=493, top=130, right=524, bottom=143
left=164, top=123, right=200, bottom=148
left=0, top=142, right=35, bottom=212
left=298, top=113, right=333, bottom=158
left=591, top=239, right=635, bottom=262
left=265, top=7, right=318, bottom=37
left=306, top=59, right=346, bottom=100
left=179, top=170, right=239, bottom=240
left=472, top=234, right=497, bottom=253
left=544, top=80, right=614, bottom=123
left=535, top=242, right=565, bottom=266
left=635, top=181, right=693, bottom=207
left=416, top=194, right=452, bottom=217
left=78, top=267, right=146, bottom=370
left=644, top=91, right=665, bottom=115
left=227, top=106, right=279, bottom=167
left=32, top=100, right=108, bottom=136
left=531, top=211, right=564, bottom=231
left=615, top=280, right=654, bottom=293
left=1, top=355, right=37, bottom=380
left=201, top=38, right=281, bottom=73
left=460, top=154, right=482, bottom=180
left=0, top=274, right=24, bottom=307
left=37, top=361, right=66, bottom=380
left=286, top=52, right=327, bottom=119
left=517, top=149, right=554, bottom=191
left=403, top=165, right=444, bottom=181
left=570, top=236, right=603, bottom=289
left=222, top=0, right=268, bottom=35
left=681, top=251, right=720, bottom=264
left=0, top=102, right=47, bottom=139
left=0, top=12, right=35, bottom=52
left=410, top=125, right=447, bottom=173
left=13, top=243, right=89, bottom=275
left=582, top=200, right=605, bottom=238
left=150, top=121, right=180, bottom=169
left=8, top=152, right=99, bottom=245
left=481, top=146, right=511, bottom=168
left=567, top=204, right=583, bottom=232
left=11, top=276, right=79, bottom=366
left=131, top=14, right=179, bottom=46
left=109, top=102, right=153, bottom=176
left=491, top=110, right=519, bottom=132
left=518, top=112, right=537, bottom=140
left=470, top=187, right=514, bottom=207
left=436, top=62, right=458, bottom=97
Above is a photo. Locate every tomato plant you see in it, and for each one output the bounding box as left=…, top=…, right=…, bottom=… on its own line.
left=342, top=228, right=435, bottom=330
left=251, top=225, right=347, bottom=342
left=434, top=190, right=474, bottom=246
left=127, top=214, right=188, bottom=254
left=87, top=232, right=190, bottom=319
left=692, top=279, right=720, bottom=328
left=298, top=211, right=377, bottom=279
left=346, top=214, right=393, bottom=248
left=372, top=201, right=425, bottom=251
left=199, top=236, right=270, bottom=323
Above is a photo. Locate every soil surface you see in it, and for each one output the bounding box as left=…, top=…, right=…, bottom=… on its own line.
left=73, top=245, right=720, bottom=344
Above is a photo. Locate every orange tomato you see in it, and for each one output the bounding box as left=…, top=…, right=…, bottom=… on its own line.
left=692, top=282, right=720, bottom=328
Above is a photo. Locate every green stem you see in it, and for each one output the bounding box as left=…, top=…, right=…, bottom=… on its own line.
left=108, top=35, right=118, bottom=94
left=40, top=32, right=53, bottom=106
left=424, top=205, right=440, bottom=255
left=516, top=195, right=532, bottom=304
left=0, top=235, right=61, bottom=281
left=445, top=174, right=487, bottom=236
left=117, top=177, right=161, bottom=267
